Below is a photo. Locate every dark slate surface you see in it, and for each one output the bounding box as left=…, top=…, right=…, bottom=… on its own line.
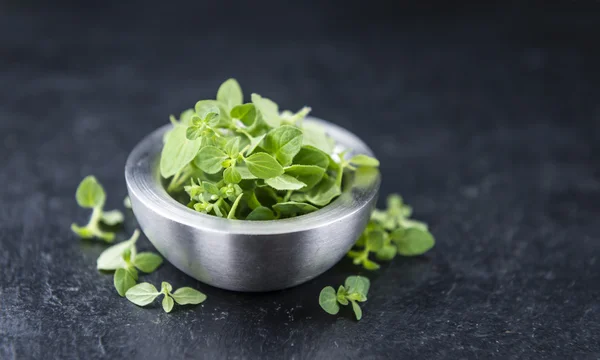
left=1, top=1, right=599, bottom=359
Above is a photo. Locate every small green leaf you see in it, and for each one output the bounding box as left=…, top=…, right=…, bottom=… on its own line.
left=246, top=134, right=265, bottom=155
left=160, top=125, right=202, bottom=178
left=347, top=292, right=367, bottom=302
left=273, top=201, right=318, bottom=216
left=246, top=206, right=275, bottom=220
left=162, top=281, right=173, bottom=294
left=126, top=266, right=138, bottom=281
left=133, top=252, right=163, bottom=273
left=162, top=295, right=174, bottom=313
left=100, top=209, right=124, bottom=226
left=114, top=268, right=137, bottom=297
left=301, top=122, right=335, bottom=154
left=306, top=176, right=341, bottom=207
left=362, top=259, right=380, bottom=271
left=97, top=230, right=140, bottom=270
left=194, top=146, right=228, bottom=174
left=236, top=166, right=257, bottom=180
left=171, top=287, right=207, bottom=305
left=351, top=300, right=363, bottom=321
left=336, top=285, right=348, bottom=305
left=195, top=101, right=223, bottom=126
left=389, top=228, right=405, bottom=241
left=349, top=154, right=380, bottom=168
left=217, top=78, right=243, bottom=110
left=224, top=137, right=241, bottom=158
left=125, top=282, right=160, bottom=306
left=223, top=167, right=242, bottom=184
left=293, top=145, right=330, bottom=169
left=366, top=230, right=386, bottom=251
left=376, top=244, right=397, bottom=261
left=284, top=165, right=326, bottom=190
left=265, top=174, right=306, bottom=190
left=185, top=125, right=203, bottom=140
left=231, top=103, right=256, bottom=126
left=263, top=125, right=303, bottom=165
left=251, top=93, right=281, bottom=128
left=227, top=193, right=244, bottom=219
left=396, top=228, right=435, bottom=256
left=123, top=196, right=132, bottom=209
left=70, top=224, right=94, bottom=239
left=344, top=276, right=370, bottom=296
left=245, top=153, right=284, bottom=179
left=318, top=286, right=339, bottom=315
left=75, top=176, right=105, bottom=208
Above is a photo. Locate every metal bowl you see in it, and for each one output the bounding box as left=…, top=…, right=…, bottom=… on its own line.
left=125, top=117, right=380, bottom=292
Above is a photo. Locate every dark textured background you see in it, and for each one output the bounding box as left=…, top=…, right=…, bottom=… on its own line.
left=1, top=1, right=599, bottom=359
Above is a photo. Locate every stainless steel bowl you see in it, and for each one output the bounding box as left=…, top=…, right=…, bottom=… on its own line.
left=125, top=117, right=380, bottom=292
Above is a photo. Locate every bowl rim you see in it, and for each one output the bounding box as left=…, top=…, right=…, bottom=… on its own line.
left=125, top=117, right=380, bottom=236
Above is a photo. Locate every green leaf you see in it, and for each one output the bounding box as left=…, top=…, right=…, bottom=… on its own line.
left=396, top=228, right=435, bottom=256
left=251, top=93, right=281, bottom=128
left=224, top=137, right=241, bottom=158
left=96, top=230, right=140, bottom=270
left=160, top=125, right=202, bottom=178
left=318, top=286, right=339, bottom=315
left=114, top=268, right=137, bottom=297
left=306, top=176, right=341, bottom=206
left=263, top=125, right=303, bottom=165
left=185, top=125, right=203, bottom=141
left=227, top=193, right=244, bottom=219
left=362, top=259, right=380, bottom=271
left=376, top=244, right=397, bottom=261
left=171, top=287, right=207, bottom=305
left=246, top=134, right=265, bottom=155
left=246, top=206, right=275, bottom=220
left=245, top=153, right=284, bottom=179
left=273, top=201, right=318, bottom=216
left=366, top=230, right=386, bottom=251
left=284, top=165, right=326, bottom=190
left=162, top=295, right=174, bottom=313
left=293, top=145, right=330, bottom=169
left=336, top=285, right=349, bottom=305
left=125, top=266, right=138, bottom=281
left=223, top=167, right=242, bottom=184
left=125, top=282, right=160, bottom=306
left=75, top=176, right=105, bottom=208
left=161, top=281, right=173, bottom=294
left=346, top=292, right=367, bottom=302
left=389, top=228, right=405, bottom=241
left=100, top=209, right=124, bottom=226
left=194, top=146, right=228, bottom=174
left=349, top=154, right=380, bottom=168
left=70, top=224, right=94, bottom=239
left=344, top=276, right=370, bottom=296
left=123, top=196, right=132, bottom=209
left=133, top=252, right=163, bottom=273
left=217, top=78, right=243, bottom=109
left=301, top=122, right=335, bottom=154
left=265, top=174, right=306, bottom=190
left=351, top=300, right=363, bottom=321
left=399, top=218, right=429, bottom=231
left=230, top=103, right=256, bottom=126
left=236, top=166, right=257, bottom=180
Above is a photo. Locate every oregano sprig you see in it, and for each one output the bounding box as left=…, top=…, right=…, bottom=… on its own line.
left=96, top=229, right=163, bottom=296
left=125, top=281, right=207, bottom=313
left=319, top=276, right=370, bottom=320
left=71, top=176, right=124, bottom=242
left=348, top=194, right=435, bottom=270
